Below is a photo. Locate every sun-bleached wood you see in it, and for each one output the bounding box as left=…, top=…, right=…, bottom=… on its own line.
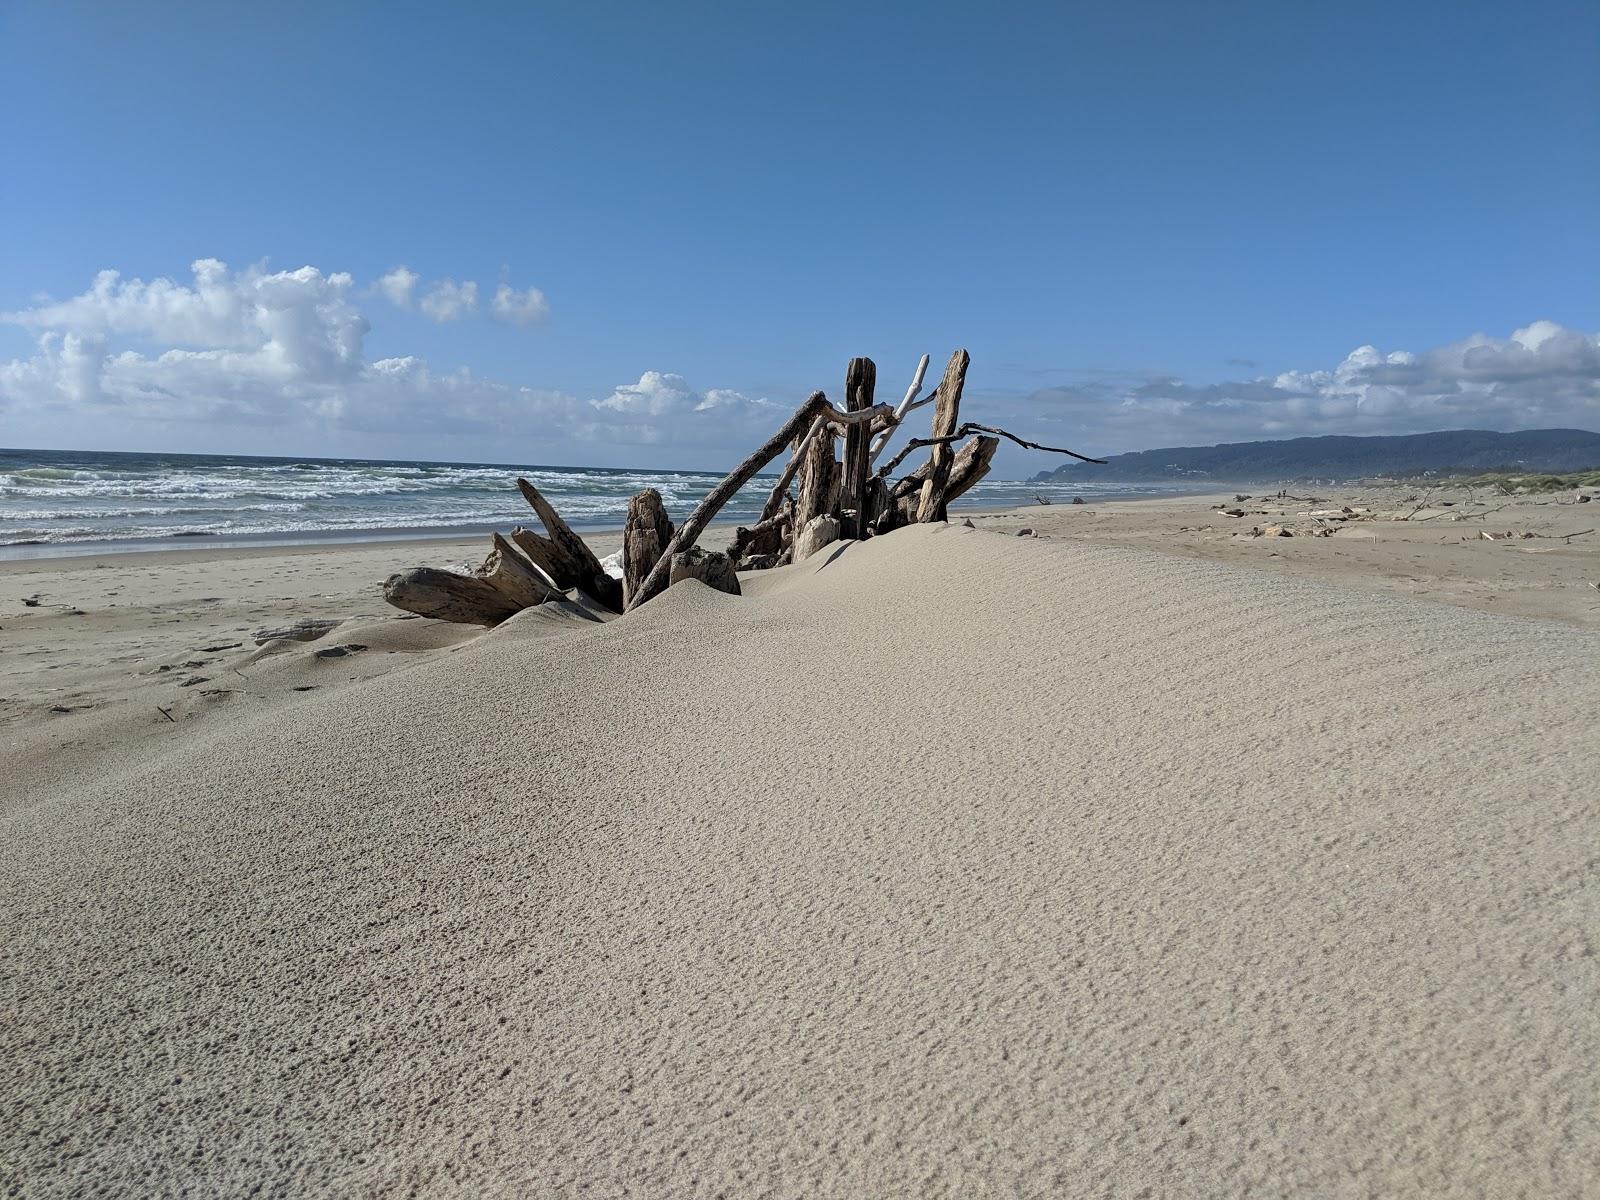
left=517, top=477, right=624, bottom=611
left=915, top=349, right=970, bottom=523
left=869, top=353, right=931, bottom=464
left=622, top=488, right=675, bottom=608
left=628, top=391, right=892, bottom=610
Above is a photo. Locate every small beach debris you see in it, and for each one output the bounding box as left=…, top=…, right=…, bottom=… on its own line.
left=199, top=642, right=242, bottom=652
left=177, top=675, right=210, bottom=687
left=1221, top=509, right=1247, bottom=518
left=21, top=596, right=41, bottom=607
left=253, top=618, right=342, bottom=645
left=1015, top=528, right=1035, bottom=537
left=313, top=643, right=369, bottom=659
left=156, top=706, right=176, bottom=723
left=1035, top=494, right=1053, bottom=505
left=1071, top=496, right=1085, bottom=504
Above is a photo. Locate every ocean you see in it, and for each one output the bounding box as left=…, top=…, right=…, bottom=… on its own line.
left=0, top=447, right=1184, bottom=557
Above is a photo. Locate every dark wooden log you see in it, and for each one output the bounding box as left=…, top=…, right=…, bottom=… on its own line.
left=622, top=488, right=675, bottom=608
left=668, top=547, right=741, bottom=595
left=839, top=357, right=877, bottom=538
left=516, top=477, right=624, bottom=611
left=628, top=391, right=892, bottom=610
left=915, top=349, right=970, bottom=523
left=729, top=507, right=791, bottom=567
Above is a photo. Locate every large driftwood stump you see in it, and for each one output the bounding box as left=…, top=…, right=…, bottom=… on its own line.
left=623, top=488, right=675, bottom=608
left=517, top=477, right=624, bottom=612
left=794, top=416, right=838, bottom=540
left=915, top=349, right=970, bottom=523
left=668, top=547, right=741, bottom=595
left=840, top=357, right=877, bottom=538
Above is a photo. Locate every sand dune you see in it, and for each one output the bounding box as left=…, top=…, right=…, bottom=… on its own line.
left=4, top=522, right=1597, bottom=1196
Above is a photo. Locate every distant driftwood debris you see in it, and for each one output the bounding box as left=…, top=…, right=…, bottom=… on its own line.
left=382, top=351, right=1106, bottom=625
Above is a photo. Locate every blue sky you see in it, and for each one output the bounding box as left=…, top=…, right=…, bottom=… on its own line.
left=2, top=0, right=1596, bottom=471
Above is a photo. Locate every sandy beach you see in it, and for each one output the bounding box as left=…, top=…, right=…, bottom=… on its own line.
left=3, top=488, right=1598, bottom=1196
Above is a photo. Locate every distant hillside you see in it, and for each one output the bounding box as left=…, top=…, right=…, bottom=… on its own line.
left=1032, top=428, right=1600, bottom=483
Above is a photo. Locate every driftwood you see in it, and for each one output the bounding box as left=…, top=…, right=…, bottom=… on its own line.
left=627, top=390, right=892, bottom=610
left=383, top=532, right=562, bottom=625
left=794, top=514, right=840, bottom=561
left=507, top=526, right=580, bottom=589
left=668, top=547, right=741, bottom=595
left=839, top=357, right=877, bottom=538
left=623, top=488, right=675, bottom=607
left=383, top=567, right=522, bottom=626
left=517, top=477, right=624, bottom=611
left=879, top=435, right=999, bottom=532
left=728, top=508, right=792, bottom=568
left=382, top=349, right=1103, bottom=626
left=252, top=618, right=342, bottom=645
left=916, top=350, right=970, bottom=523
left=793, top=413, right=839, bottom=537
left=869, top=354, right=932, bottom=463
left=759, top=414, right=827, bottom=524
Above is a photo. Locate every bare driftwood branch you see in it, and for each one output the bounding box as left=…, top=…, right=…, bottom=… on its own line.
left=517, top=477, right=624, bottom=611
left=869, top=353, right=932, bottom=464
left=878, top=435, right=998, bottom=532
left=628, top=391, right=893, bottom=610
left=877, top=421, right=1108, bottom=481
left=759, top=414, right=827, bottom=524
left=916, top=350, right=970, bottom=523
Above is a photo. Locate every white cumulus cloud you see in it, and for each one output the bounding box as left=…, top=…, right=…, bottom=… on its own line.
left=418, top=279, right=478, bottom=323
left=374, top=266, right=420, bottom=308
left=491, top=283, right=550, bottom=326
left=0, top=259, right=768, bottom=459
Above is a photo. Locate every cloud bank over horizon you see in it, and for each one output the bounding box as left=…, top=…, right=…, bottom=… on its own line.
left=2, top=258, right=1596, bottom=467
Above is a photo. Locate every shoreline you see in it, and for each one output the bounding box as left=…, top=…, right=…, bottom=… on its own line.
left=0, top=489, right=1203, bottom=564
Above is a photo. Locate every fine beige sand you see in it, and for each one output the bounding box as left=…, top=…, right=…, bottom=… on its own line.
left=3, top=508, right=1598, bottom=1196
